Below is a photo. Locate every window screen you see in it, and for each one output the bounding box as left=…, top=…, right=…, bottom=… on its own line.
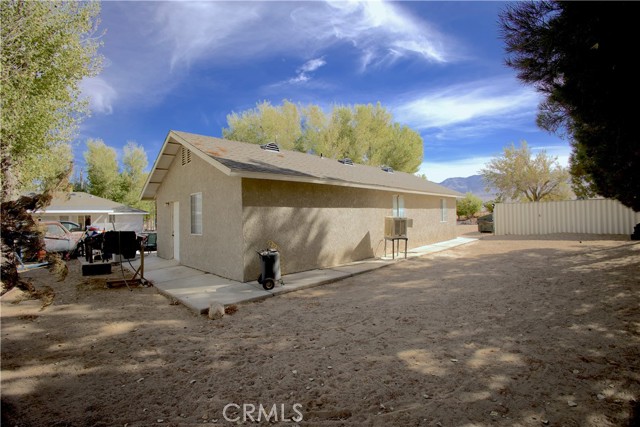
left=190, top=193, right=202, bottom=234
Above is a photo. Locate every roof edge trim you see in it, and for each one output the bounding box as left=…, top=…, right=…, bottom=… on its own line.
left=140, top=130, right=234, bottom=200
left=233, top=170, right=460, bottom=198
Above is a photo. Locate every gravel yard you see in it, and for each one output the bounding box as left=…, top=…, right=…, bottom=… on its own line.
left=2, top=231, right=639, bottom=426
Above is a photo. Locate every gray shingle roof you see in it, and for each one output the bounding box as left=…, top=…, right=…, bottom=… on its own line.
left=142, top=130, right=462, bottom=200
left=40, top=192, right=147, bottom=215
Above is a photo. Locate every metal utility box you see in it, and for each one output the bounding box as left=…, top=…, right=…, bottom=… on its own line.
left=385, top=217, right=412, bottom=238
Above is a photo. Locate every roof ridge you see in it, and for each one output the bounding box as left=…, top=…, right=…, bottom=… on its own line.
left=142, top=130, right=463, bottom=200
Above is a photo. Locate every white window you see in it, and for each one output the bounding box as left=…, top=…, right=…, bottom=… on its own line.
left=190, top=193, right=202, bottom=235
left=440, top=198, right=447, bottom=222
left=392, top=195, right=405, bottom=217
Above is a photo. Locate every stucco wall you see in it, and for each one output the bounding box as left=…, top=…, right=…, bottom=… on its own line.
left=156, top=153, right=244, bottom=281
left=402, top=193, right=458, bottom=246
left=241, top=179, right=457, bottom=281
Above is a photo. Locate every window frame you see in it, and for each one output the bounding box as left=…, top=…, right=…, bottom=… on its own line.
left=440, top=198, right=447, bottom=222
left=190, top=192, right=203, bottom=235
left=392, top=195, right=405, bottom=217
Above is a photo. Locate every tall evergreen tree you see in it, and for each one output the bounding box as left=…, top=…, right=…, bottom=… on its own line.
left=500, top=1, right=639, bottom=210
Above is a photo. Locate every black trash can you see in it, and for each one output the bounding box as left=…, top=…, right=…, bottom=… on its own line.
left=257, top=249, right=281, bottom=290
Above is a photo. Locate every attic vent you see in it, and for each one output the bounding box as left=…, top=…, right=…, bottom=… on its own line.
left=181, top=146, right=192, bottom=166
left=338, top=158, right=354, bottom=166
left=381, top=165, right=394, bottom=173
left=260, top=142, right=280, bottom=152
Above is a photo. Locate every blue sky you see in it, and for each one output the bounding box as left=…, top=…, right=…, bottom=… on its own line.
left=77, top=0, right=570, bottom=183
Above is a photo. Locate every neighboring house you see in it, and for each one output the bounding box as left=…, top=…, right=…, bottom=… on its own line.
left=141, top=130, right=462, bottom=282
left=34, top=192, right=148, bottom=233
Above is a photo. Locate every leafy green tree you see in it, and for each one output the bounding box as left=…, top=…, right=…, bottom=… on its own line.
left=223, top=100, right=303, bottom=151
left=457, top=192, right=483, bottom=220
left=223, top=101, right=423, bottom=173
left=119, top=142, right=149, bottom=208
left=82, top=140, right=154, bottom=223
left=19, top=142, right=74, bottom=193
left=481, top=141, right=571, bottom=202
left=1, top=0, right=102, bottom=201
left=1, top=0, right=102, bottom=293
left=84, top=139, right=120, bottom=200
left=500, top=1, right=639, bottom=210
left=483, top=199, right=496, bottom=214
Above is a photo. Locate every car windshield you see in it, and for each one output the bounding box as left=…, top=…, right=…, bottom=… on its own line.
left=46, top=224, right=67, bottom=237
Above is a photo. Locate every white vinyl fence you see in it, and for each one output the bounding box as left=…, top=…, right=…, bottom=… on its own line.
left=494, top=199, right=640, bottom=236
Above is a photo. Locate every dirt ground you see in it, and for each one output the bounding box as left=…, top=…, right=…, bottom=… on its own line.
left=2, top=227, right=639, bottom=427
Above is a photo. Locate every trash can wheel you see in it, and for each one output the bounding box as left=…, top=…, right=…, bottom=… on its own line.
left=262, top=278, right=275, bottom=291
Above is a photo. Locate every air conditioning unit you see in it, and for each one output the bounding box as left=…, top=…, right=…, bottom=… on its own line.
left=385, top=217, right=412, bottom=238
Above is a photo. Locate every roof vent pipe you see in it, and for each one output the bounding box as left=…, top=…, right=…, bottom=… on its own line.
left=260, top=142, right=280, bottom=152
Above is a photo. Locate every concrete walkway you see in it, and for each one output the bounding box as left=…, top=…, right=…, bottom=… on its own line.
left=130, top=236, right=477, bottom=315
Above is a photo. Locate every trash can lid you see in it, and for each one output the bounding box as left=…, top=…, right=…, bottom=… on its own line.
left=258, top=249, right=279, bottom=255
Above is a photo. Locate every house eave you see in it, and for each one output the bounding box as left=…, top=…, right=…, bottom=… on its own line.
left=230, top=170, right=460, bottom=198
left=141, top=130, right=233, bottom=200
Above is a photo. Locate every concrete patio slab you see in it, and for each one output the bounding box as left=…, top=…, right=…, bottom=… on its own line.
left=130, top=235, right=478, bottom=315
left=327, top=259, right=393, bottom=275
left=154, top=276, right=271, bottom=314
left=264, top=268, right=353, bottom=296
left=143, top=265, right=206, bottom=285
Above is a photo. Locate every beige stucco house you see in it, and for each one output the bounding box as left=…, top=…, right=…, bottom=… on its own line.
left=141, top=130, right=462, bottom=282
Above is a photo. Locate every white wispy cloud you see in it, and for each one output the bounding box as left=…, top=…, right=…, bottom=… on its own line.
left=394, top=78, right=540, bottom=139
left=299, top=58, right=327, bottom=74
left=292, top=0, right=452, bottom=70
left=152, top=1, right=451, bottom=70
left=288, top=57, right=327, bottom=84
left=94, top=1, right=456, bottom=114
left=80, top=77, right=117, bottom=115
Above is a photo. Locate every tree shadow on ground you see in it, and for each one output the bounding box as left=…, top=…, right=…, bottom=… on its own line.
left=1, top=238, right=638, bottom=426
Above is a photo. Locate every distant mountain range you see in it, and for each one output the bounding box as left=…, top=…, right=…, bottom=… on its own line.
left=438, top=174, right=497, bottom=201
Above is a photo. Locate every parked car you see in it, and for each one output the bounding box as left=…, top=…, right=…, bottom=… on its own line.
left=42, top=221, right=82, bottom=257
left=59, top=220, right=86, bottom=240
left=60, top=220, right=83, bottom=232
left=477, top=214, right=494, bottom=233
